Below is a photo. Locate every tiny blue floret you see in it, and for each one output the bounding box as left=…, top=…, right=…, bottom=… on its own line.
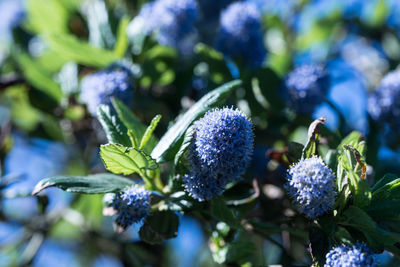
left=215, top=2, right=266, bottom=68
left=183, top=107, right=254, bottom=201
left=112, top=185, right=151, bottom=230
left=283, top=64, right=330, bottom=115
left=325, top=243, right=377, bottom=267
left=285, top=156, right=336, bottom=219
left=80, top=65, right=134, bottom=116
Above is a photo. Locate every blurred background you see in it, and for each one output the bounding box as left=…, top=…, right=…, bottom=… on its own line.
left=1, top=0, right=400, bottom=266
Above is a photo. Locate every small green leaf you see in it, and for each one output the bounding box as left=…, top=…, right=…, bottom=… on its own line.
left=139, top=211, right=179, bottom=244
left=286, top=142, right=304, bottom=164
left=211, top=196, right=241, bottom=229
left=97, top=105, right=131, bottom=147
left=112, top=98, right=158, bottom=154
left=302, top=117, right=326, bottom=159
left=139, top=114, right=162, bottom=150
left=371, top=173, right=398, bottom=193
left=32, top=173, right=135, bottom=195
left=151, top=80, right=242, bottom=163
left=114, top=16, right=130, bottom=58
left=100, top=144, right=158, bottom=176
left=45, top=33, right=119, bottom=67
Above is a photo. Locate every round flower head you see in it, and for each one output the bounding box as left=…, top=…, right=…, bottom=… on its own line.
left=283, top=64, right=330, bottom=115
left=112, top=185, right=151, bottom=231
left=368, top=70, right=400, bottom=133
left=183, top=107, right=254, bottom=201
left=130, top=0, right=198, bottom=54
left=80, top=65, right=134, bottom=116
left=215, top=2, right=266, bottom=68
left=285, top=156, right=336, bottom=219
left=325, top=243, right=376, bottom=267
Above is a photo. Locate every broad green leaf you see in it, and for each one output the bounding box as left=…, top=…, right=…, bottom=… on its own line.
left=27, top=0, right=69, bottom=34
left=367, top=199, right=400, bottom=219
left=139, top=114, right=162, bottom=150
left=339, top=206, right=400, bottom=249
left=100, top=144, right=158, bottom=176
left=14, top=53, right=62, bottom=102
left=97, top=105, right=131, bottom=147
left=32, top=173, right=134, bottom=195
left=45, top=33, right=119, bottom=67
left=139, top=211, right=179, bottom=244
left=210, top=196, right=241, bottom=229
left=286, top=142, right=303, bottom=164
left=302, top=117, right=326, bottom=159
left=371, top=177, right=400, bottom=203
left=112, top=98, right=158, bottom=154
left=114, top=17, right=130, bottom=57
left=151, top=80, right=242, bottom=162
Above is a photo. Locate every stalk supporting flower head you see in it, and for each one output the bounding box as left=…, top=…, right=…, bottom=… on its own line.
left=285, top=156, right=336, bottom=219
left=368, top=70, right=400, bottom=133
left=80, top=65, right=134, bottom=116
left=325, top=243, right=377, bottom=267
left=112, top=185, right=151, bottom=232
left=283, top=64, right=330, bottom=115
left=183, top=107, right=254, bottom=201
left=215, top=2, right=266, bottom=68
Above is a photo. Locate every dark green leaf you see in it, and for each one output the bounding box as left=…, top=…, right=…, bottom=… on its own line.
left=309, top=226, right=330, bottom=266
left=210, top=196, right=241, bottom=229
left=97, top=105, right=131, bottom=147
left=286, top=142, right=304, bottom=163
left=366, top=199, right=400, bottom=219
left=100, top=144, right=158, bottom=176
left=139, top=211, right=179, bottom=244
left=32, top=173, right=134, bottom=195
left=371, top=173, right=398, bottom=193
left=151, top=80, right=242, bottom=162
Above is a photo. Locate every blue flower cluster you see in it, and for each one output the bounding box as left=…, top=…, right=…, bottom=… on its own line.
left=80, top=65, right=134, bottom=116
left=131, top=0, right=198, bottom=55
left=215, top=2, right=266, bottom=68
left=325, top=243, right=376, bottom=267
left=283, top=64, right=330, bottom=115
left=368, top=70, right=400, bottom=133
left=285, top=156, right=336, bottom=219
left=183, top=107, right=254, bottom=201
left=112, top=185, right=151, bottom=230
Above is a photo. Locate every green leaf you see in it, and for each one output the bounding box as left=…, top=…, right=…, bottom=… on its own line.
left=112, top=98, right=158, bottom=154
left=27, top=0, right=69, bottom=34
left=366, top=199, right=400, bottom=219
left=370, top=177, right=400, bottom=203
left=32, top=173, right=135, bottom=195
left=309, top=226, right=330, bottom=266
left=100, top=144, right=158, bottom=176
left=371, top=173, right=398, bottom=192
left=45, top=33, right=119, bottom=67
left=97, top=105, right=131, bottom=147
left=114, top=16, right=130, bottom=58
left=139, top=114, right=162, bottom=150
left=139, top=211, right=179, bottom=244
left=302, top=117, right=326, bottom=159
left=151, top=80, right=242, bottom=163
left=14, top=53, right=63, bottom=102
left=211, top=196, right=241, bottom=229
left=339, top=206, right=400, bottom=249
left=286, top=142, right=304, bottom=164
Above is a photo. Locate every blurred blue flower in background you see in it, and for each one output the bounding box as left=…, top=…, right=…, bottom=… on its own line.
left=80, top=65, right=134, bottom=116
left=0, top=0, right=25, bottom=41
left=247, top=0, right=299, bottom=23
left=215, top=2, right=266, bottom=68
left=2, top=134, right=70, bottom=220
left=33, top=239, right=79, bottom=267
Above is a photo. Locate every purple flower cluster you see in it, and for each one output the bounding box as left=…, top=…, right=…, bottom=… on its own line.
left=112, top=185, right=151, bottom=230
left=215, top=2, right=266, bottom=68
left=183, top=107, right=254, bottom=201
left=325, top=243, right=376, bottom=267
left=285, top=156, right=336, bottom=219
left=80, top=65, right=134, bottom=116
left=283, top=64, right=330, bottom=115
